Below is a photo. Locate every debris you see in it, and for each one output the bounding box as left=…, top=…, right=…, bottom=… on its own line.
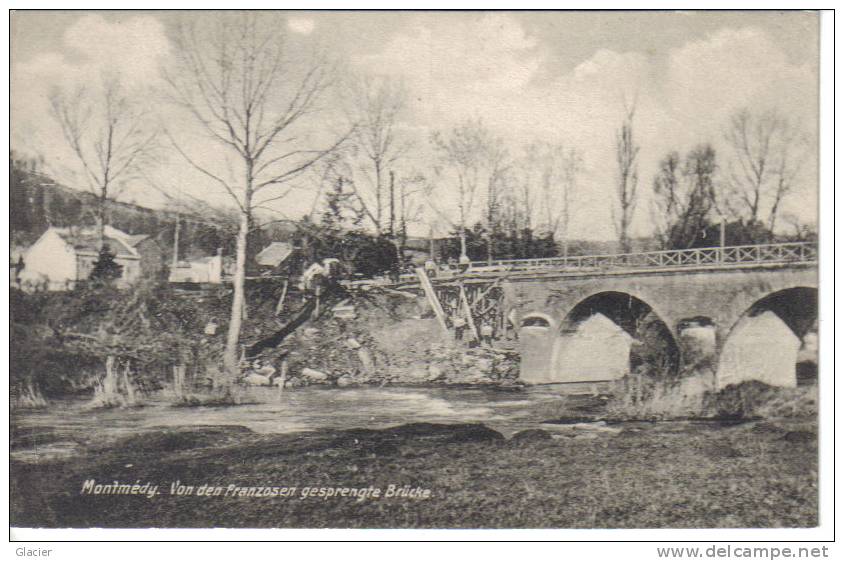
left=302, top=368, right=329, bottom=381
left=358, top=348, right=375, bottom=373
left=243, top=373, right=271, bottom=386
left=336, top=375, right=355, bottom=387
left=332, top=301, right=357, bottom=319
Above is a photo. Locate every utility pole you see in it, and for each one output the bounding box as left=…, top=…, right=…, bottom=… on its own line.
left=389, top=171, right=396, bottom=239
left=172, top=214, right=181, bottom=268
left=429, top=226, right=436, bottom=262
left=389, top=170, right=402, bottom=270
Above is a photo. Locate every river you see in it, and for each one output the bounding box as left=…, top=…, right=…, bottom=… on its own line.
left=10, top=385, right=607, bottom=462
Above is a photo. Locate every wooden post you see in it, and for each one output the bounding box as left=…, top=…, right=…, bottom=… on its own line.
left=313, top=286, right=321, bottom=319
left=416, top=267, right=449, bottom=335
left=459, top=283, right=479, bottom=342
left=275, top=279, right=289, bottom=315
left=172, top=215, right=180, bottom=269
left=173, top=364, right=185, bottom=400
left=277, top=359, right=287, bottom=400
left=122, top=360, right=136, bottom=405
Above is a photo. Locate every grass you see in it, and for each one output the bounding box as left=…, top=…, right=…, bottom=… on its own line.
left=604, top=371, right=818, bottom=422
left=10, top=416, right=817, bottom=529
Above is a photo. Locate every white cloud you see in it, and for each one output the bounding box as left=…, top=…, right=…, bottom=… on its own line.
left=15, top=14, right=169, bottom=91
left=11, top=14, right=817, bottom=240
left=355, top=19, right=817, bottom=239
left=287, top=17, right=315, bottom=35
left=11, top=14, right=172, bottom=201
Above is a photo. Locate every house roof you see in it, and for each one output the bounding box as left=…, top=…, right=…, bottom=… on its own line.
left=51, top=227, right=139, bottom=259
left=103, top=226, right=148, bottom=247
left=123, top=233, right=149, bottom=247
left=256, top=241, right=294, bottom=267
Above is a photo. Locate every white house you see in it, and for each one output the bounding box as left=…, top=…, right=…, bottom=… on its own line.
left=19, top=226, right=141, bottom=291
left=169, top=252, right=225, bottom=284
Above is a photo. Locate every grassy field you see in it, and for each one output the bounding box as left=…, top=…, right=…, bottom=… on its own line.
left=10, top=416, right=817, bottom=529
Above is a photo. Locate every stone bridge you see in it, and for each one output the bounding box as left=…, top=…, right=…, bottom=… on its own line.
left=405, top=243, right=819, bottom=387
left=506, top=261, right=817, bottom=385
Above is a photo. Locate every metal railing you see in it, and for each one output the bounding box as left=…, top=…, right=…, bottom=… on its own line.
left=466, top=242, right=817, bottom=274
left=342, top=242, right=817, bottom=287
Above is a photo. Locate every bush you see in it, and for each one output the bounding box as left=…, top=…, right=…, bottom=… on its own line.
left=12, top=380, right=48, bottom=410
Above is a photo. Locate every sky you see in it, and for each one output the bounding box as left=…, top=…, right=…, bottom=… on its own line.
left=10, top=10, right=819, bottom=240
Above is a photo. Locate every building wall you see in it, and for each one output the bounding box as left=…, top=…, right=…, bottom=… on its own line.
left=169, top=255, right=222, bottom=284
left=135, top=238, right=164, bottom=279
left=19, top=230, right=78, bottom=290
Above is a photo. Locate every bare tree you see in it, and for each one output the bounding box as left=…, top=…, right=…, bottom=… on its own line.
left=428, top=119, right=503, bottom=262
left=651, top=145, right=718, bottom=250
left=396, top=173, right=426, bottom=261
left=482, top=139, right=510, bottom=263
left=517, top=143, right=582, bottom=257
left=724, top=107, right=808, bottom=232
left=343, top=75, right=409, bottom=236
left=613, top=103, right=639, bottom=253
left=165, top=14, right=351, bottom=380
left=50, top=76, right=157, bottom=248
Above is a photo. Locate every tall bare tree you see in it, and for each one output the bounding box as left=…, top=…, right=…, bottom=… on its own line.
left=520, top=143, right=583, bottom=257
left=343, top=75, right=409, bottom=236
left=396, top=173, right=426, bottom=260
left=651, top=145, right=718, bottom=249
left=481, top=138, right=510, bottom=263
left=613, top=103, right=639, bottom=253
left=165, top=14, right=350, bottom=379
left=50, top=76, right=157, bottom=248
left=428, top=119, right=503, bottom=262
left=724, top=107, right=808, bottom=232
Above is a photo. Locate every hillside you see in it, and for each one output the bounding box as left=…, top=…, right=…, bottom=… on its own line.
left=9, top=155, right=298, bottom=261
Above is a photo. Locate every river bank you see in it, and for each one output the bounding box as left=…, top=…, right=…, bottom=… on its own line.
left=11, top=413, right=817, bottom=529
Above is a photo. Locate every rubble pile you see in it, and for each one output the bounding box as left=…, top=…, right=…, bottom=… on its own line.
left=248, top=290, right=521, bottom=389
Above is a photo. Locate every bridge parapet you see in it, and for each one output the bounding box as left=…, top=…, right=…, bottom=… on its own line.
left=341, top=242, right=817, bottom=289
left=467, top=242, right=816, bottom=274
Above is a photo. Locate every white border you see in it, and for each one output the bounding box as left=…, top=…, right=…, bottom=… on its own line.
left=4, top=2, right=837, bottom=551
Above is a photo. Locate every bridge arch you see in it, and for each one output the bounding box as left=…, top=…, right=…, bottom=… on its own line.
left=520, top=312, right=556, bottom=330
left=512, top=291, right=682, bottom=384
left=716, top=286, right=818, bottom=389
left=564, top=291, right=679, bottom=370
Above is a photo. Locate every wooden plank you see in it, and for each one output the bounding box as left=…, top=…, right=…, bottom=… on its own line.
left=470, top=278, right=501, bottom=311
left=459, top=283, right=479, bottom=341
left=416, top=267, right=450, bottom=335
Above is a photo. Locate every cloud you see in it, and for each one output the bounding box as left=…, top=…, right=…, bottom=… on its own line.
left=664, top=27, right=816, bottom=137
left=287, top=17, right=315, bottom=35
left=354, top=18, right=817, bottom=239
left=11, top=14, right=817, bottom=239
left=358, top=14, right=541, bottom=119
left=16, top=14, right=170, bottom=91
left=11, top=14, right=172, bottom=200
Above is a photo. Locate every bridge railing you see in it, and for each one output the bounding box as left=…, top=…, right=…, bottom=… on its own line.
left=467, top=242, right=817, bottom=273
left=341, top=242, right=817, bottom=288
